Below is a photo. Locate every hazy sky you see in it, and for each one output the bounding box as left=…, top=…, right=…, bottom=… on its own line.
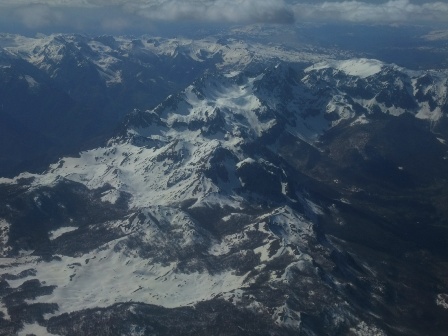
left=0, top=0, right=447, bottom=35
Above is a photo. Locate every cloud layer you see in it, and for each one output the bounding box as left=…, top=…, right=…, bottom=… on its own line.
left=1, top=0, right=447, bottom=33
left=122, top=0, right=294, bottom=24
left=293, top=0, right=448, bottom=23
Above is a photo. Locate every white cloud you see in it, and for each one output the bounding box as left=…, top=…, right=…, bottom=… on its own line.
left=0, top=0, right=447, bottom=32
left=123, top=0, right=294, bottom=23
left=15, top=5, right=65, bottom=29
left=100, top=17, right=132, bottom=32
left=292, top=0, right=448, bottom=23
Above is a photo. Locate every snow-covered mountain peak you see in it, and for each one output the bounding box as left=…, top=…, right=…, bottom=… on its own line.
left=130, top=71, right=274, bottom=144
left=305, top=58, right=385, bottom=78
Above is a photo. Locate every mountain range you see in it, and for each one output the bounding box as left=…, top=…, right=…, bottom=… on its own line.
left=0, top=29, right=448, bottom=335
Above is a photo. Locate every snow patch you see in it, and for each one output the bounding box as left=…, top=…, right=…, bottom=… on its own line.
left=349, top=322, right=386, bottom=336
left=305, top=199, right=324, bottom=215
left=415, top=104, right=443, bottom=121
left=18, top=323, right=60, bottom=336
left=100, top=189, right=121, bottom=204
left=436, top=293, right=448, bottom=309
left=49, top=226, right=78, bottom=240
left=236, top=157, right=256, bottom=168
left=208, top=241, right=232, bottom=256
left=350, top=114, right=369, bottom=126
left=306, top=58, right=384, bottom=78
left=0, top=219, right=11, bottom=257
left=273, top=305, right=301, bottom=329
left=224, top=71, right=240, bottom=78
left=24, top=75, right=39, bottom=88
left=3, top=244, right=248, bottom=316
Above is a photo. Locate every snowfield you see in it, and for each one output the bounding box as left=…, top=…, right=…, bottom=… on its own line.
left=3, top=246, right=248, bottom=315
left=306, top=58, right=384, bottom=78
